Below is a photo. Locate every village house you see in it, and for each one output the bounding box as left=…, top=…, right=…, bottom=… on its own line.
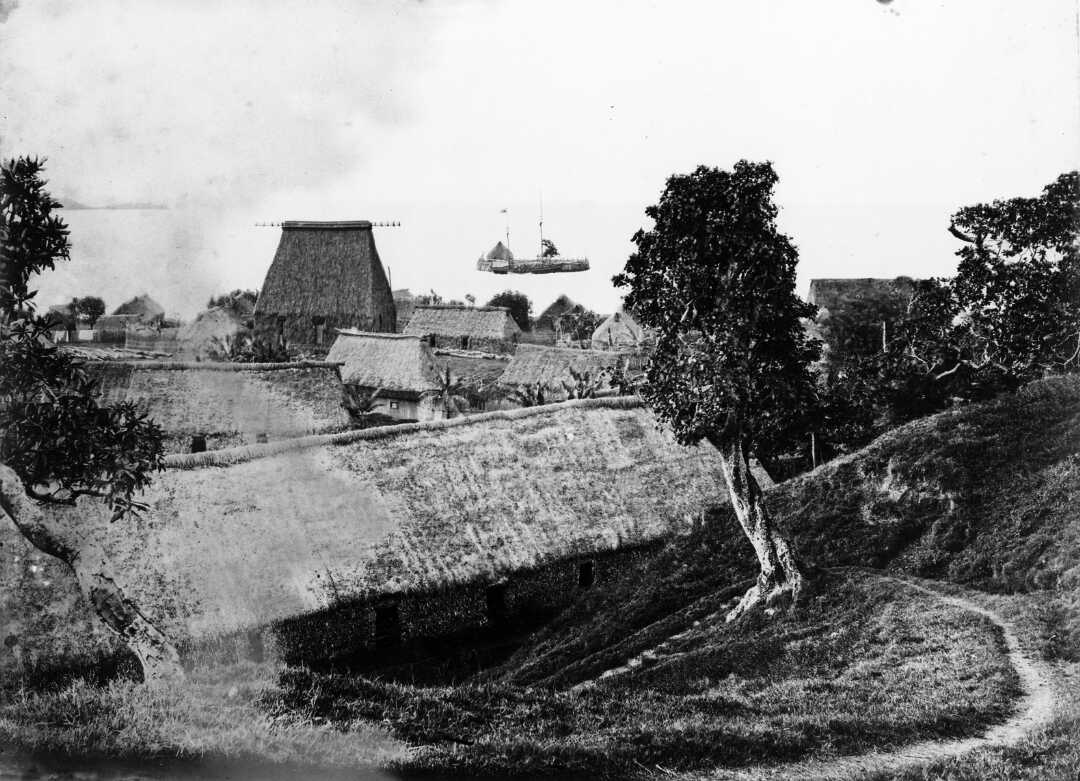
left=253, top=221, right=396, bottom=350
left=94, top=293, right=166, bottom=343
left=326, top=331, right=446, bottom=422
left=392, top=289, right=416, bottom=333
left=498, top=344, right=627, bottom=401
left=84, top=360, right=350, bottom=453
left=176, top=307, right=249, bottom=360
left=403, top=304, right=521, bottom=354
left=591, top=308, right=646, bottom=351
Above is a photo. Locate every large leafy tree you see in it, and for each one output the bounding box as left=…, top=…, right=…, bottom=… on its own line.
left=0, top=157, right=179, bottom=683
left=74, top=295, right=106, bottom=328
left=486, top=290, right=532, bottom=332
left=614, top=161, right=819, bottom=619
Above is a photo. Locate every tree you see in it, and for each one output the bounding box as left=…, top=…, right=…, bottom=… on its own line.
left=486, top=290, right=532, bottom=332
left=0, top=157, right=179, bottom=683
left=207, top=289, right=258, bottom=318
left=427, top=366, right=470, bottom=418
left=541, top=238, right=559, bottom=258
left=74, top=295, right=106, bottom=328
left=613, top=161, right=820, bottom=620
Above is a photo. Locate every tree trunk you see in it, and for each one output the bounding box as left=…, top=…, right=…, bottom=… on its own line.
left=707, top=435, right=805, bottom=621
left=0, top=463, right=184, bottom=685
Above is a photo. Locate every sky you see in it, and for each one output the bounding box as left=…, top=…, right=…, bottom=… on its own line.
left=1, top=0, right=1077, bottom=319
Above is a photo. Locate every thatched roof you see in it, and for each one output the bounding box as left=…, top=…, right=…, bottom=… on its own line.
left=94, top=313, right=141, bottom=332
left=485, top=241, right=514, bottom=261
left=591, top=308, right=645, bottom=350
left=42, top=398, right=735, bottom=638
left=176, top=308, right=247, bottom=358
left=404, top=305, right=521, bottom=340
left=499, top=344, right=623, bottom=392
left=326, top=332, right=443, bottom=396
left=112, top=293, right=165, bottom=320
left=535, top=294, right=581, bottom=331
left=86, top=361, right=349, bottom=451
left=254, top=221, right=393, bottom=319
left=807, top=278, right=918, bottom=319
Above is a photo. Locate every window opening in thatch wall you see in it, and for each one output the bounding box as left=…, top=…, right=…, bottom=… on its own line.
left=312, top=316, right=326, bottom=346
left=485, top=583, right=507, bottom=624
left=190, top=435, right=207, bottom=453
left=374, top=603, right=401, bottom=650
left=256, top=433, right=268, bottom=444
left=578, top=560, right=595, bottom=589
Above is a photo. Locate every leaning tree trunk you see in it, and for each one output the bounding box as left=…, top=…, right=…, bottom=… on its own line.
left=707, top=435, right=805, bottom=622
left=0, top=463, right=183, bottom=685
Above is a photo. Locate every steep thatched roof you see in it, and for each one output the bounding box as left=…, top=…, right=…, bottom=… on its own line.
left=86, top=361, right=349, bottom=451
left=94, top=313, right=141, bottom=333
left=254, top=221, right=392, bottom=318
left=499, top=344, right=623, bottom=392
left=535, top=294, right=582, bottom=331
left=326, top=332, right=443, bottom=396
left=807, top=278, right=918, bottom=319
left=112, top=293, right=165, bottom=320
left=404, top=305, right=521, bottom=340
left=485, top=241, right=514, bottom=261
left=591, top=309, right=645, bottom=350
left=43, top=398, right=734, bottom=638
left=177, top=308, right=247, bottom=358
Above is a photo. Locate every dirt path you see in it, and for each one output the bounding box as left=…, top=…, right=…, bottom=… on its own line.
left=577, top=572, right=1058, bottom=779
left=701, top=574, right=1057, bottom=780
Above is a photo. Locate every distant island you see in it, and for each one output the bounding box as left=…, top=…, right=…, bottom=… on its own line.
left=59, top=196, right=168, bottom=211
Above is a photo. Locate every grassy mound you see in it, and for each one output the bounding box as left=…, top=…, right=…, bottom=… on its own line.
left=265, top=572, right=1018, bottom=778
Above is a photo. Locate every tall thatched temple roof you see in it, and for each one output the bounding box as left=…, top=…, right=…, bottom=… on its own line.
left=403, top=305, right=521, bottom=341
left=254, top=221, right=394, bottom=325
left=37, top=398, right=734, bottom=639
left=326, top=331, right=443, bottom=398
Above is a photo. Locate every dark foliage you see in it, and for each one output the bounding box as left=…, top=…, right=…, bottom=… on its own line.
left=0, top=156, right=164, bottom=518
left=486, top=290, right=533, bottom=332
left=73, top=296, right=106, bottom=328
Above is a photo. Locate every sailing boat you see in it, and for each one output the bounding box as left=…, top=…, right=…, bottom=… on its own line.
left=476, top=204, right=589, bottom=274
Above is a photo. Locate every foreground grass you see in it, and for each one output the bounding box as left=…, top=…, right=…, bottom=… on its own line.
left=261, top=572, right=1018, bottom=779
left=0, top=662, right=404, bottom=771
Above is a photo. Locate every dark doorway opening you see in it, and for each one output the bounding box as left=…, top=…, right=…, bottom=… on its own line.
left=374, top=603, right=401, bottom=651
left=578, top=560, right=595, bottom=589
left=460, top=336, right=470, bottom=350
left=190, top=435, right=207, bottom=453
left=485, top=583, right=507, bottom=624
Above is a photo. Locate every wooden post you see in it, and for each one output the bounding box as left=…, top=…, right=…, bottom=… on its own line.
left=881, top=320, right=887, bottom=352
left=810, top=431, right=817, bottom=469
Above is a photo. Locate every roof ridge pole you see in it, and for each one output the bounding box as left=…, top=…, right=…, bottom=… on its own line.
left=539, top=191, right=544, bottom=260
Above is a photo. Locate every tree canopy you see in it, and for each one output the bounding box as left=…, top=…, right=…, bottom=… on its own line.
left=613, top=161, right=819, bottom=458
left=74, top=295, right=106, bottom=327
left=486, top=290, right=533, bottom=332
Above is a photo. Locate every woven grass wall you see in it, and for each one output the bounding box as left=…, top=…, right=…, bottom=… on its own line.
left=41, top=399, right=727, bottom=641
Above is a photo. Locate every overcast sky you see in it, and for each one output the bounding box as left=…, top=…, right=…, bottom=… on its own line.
left=1, top=0, right=1077, bottom=318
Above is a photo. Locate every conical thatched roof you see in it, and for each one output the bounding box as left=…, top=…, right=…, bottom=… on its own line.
left=591, top=308, right=645, bottom=350
left=404, top=305, right=521, bottom=340
left=254, top=221, right=393, bottom=322
left=112, top=293, right=165, bottom=320
left=535, top=294, right=582, bottom=331
left=177, top=307, right=247, bottom=358
left=326, top=331, right=443, bottom=397
left=485, top=241, right=514, bottom=261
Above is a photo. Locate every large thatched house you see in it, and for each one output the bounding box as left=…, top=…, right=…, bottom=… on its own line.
left=254, top=221, right=396, bottom=350
left=84, top=360, right=350, bottom=453
left=30, top=397, right=735, bottom=669
left=498, top=344, right=625, bottom=401
left=326, top=331, right=445, bottom=421
left=403, top=304, right=521, bottom=354
left=591, top=308, right=645, bottom=350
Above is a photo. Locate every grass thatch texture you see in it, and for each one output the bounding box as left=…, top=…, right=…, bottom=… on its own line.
left=34, top=397, right=724, bottom=640
left=498, top=344, right=625, bottom=394
left=326, top=332, right=443, bottom=394
left=86, top=362, right=350, bottom=452
left=404, top=305, right=521, bottom=340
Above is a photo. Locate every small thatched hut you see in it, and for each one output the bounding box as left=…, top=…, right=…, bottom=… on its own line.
left=93, top=313, right=142, bottom=343
left=254, top=221, right=396, bottom=350
left=403, top=304, right=521, bottom=354
left=176, top=307, right=248, bottom=360
left=326, top=331, right=445, bottom=421
left=498, top=344, right=625, bottom=401
left=112, top=293, right=166, bottom=322
left=591, top=308, right=645, bottom=351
